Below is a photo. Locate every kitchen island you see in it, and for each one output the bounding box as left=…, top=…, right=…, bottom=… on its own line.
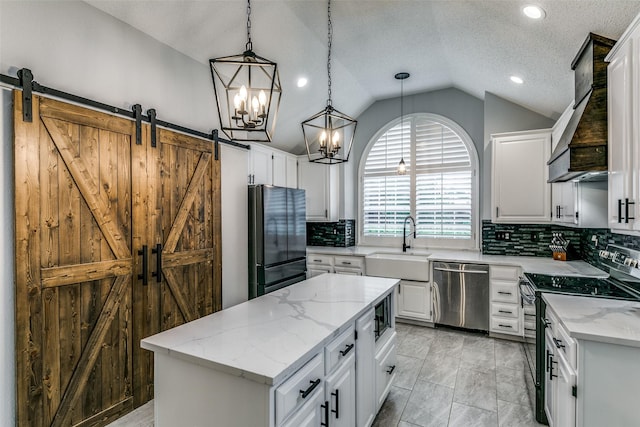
left=141, top=274, right=399, bottom=427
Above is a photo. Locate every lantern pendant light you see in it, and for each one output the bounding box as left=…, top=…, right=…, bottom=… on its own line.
left=210, top=0, right=282, bottom=142
left=395, top=72, right=409, bottom=175
left=302, top=0, right=357, bottom=164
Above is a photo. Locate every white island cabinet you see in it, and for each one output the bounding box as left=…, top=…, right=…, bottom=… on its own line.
left=141, top=274, right=399, bottom=427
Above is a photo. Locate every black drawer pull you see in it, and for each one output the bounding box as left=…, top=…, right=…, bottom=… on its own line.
left=331, top=389, right=340, bottom=418
left=618, top=199, right=623, bottom=223
left=313, top=259, right=323, bottom=262
left=299, top=379, right=321, bottom=399
left=321, top=400, right=329, bottom=427
left=498, top=310, right=512, bottom=314
left=339, top=343, right=354, bottom=356
left=497, top=291, right=512, bottom=295
left=525, top=327, right=536, bottom=332
left=549, top=356, right=558, bottom=380
left=553, top=337, right=565, bottom=349
left=341, top=261, right=352, bottom=265
left=543, top=318, right=551, bottom=328
left=386, top=365, right=396, bottom=375
left=498, top=324, right=513, bottom=328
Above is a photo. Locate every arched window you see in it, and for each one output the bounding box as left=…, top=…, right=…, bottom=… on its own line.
left=359, top=113, right=479, bottom=249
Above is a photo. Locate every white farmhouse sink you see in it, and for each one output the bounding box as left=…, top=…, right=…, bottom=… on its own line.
left=365, top=252, right=430, bottom=281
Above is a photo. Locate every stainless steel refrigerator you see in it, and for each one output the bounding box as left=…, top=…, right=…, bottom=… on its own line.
left=248, top=185, right=307, bottom=299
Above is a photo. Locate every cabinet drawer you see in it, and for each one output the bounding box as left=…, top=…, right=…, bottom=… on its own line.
left=333, top=266, right=363, bottom=276
left=490, top=265, right=520, bottom=281
left=334, top=256, right=365, bottom=270
left=275, top=353, right=324, bottom=426
left=491, top=302, right=519, bottom=318
left=491, top=283, right=518, bottom=303
left=307, top=254, right=334, bottom=267
left=490, top=316, right=520, bottom=335
left=325, top=326, right=356, bottom=375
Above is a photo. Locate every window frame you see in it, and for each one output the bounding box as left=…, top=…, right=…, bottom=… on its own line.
left=358, top=113, right=480, bottom=250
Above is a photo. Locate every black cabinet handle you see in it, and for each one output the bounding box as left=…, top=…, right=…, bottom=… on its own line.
left=619, top=199, right=623, bottom=223
left=331, top=389, right=340, bottom=419
left=497, top=291, right=512, bottom=295
left=553, top=337, right=565, bottom=349
left=299, top=379, right=321, bottom=399
left=549, top=356, right=558, bottom=380
left=321, top=401, right=329, bottom=427
left=386, top=365, right=396, bottom=375
left=137, top=245, right=148, bottom=286
left=543, top=318, right=551, bottom=328
left=498, top=324, right=513, bottom=328
left=339, top=343, right=354, bottom=356
left=626, top=198, right=635, bottom=223
left=546, top=350, right=551, bottom=372
left=498, top=310, right=512, bottom=314
left=151, top=243, right=162, bottom=283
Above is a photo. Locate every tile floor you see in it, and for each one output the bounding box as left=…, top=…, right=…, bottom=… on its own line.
left=107, top=324, right=544, bottom=427
left=373, top=323, right=544, bottom=427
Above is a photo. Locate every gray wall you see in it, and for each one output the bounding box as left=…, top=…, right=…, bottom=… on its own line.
left=349, top=87, right=485, bottom=224
left=482, top=92, right=556, bottom=219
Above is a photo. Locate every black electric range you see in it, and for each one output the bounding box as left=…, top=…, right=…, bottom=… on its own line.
left=519, top=245, right=640, bottom=425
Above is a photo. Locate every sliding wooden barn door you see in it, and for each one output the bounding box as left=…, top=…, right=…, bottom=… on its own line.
left=14, top=93, right=136, bottom=426
left=133, top=126, right=222, bottom=404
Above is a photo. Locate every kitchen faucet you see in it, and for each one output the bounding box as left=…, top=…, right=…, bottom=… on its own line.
left=403, top=215, right=416, bottom=252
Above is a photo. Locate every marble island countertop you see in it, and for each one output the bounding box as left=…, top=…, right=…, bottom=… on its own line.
left=543, top=293, right=640, bottom=347
left=307, top=246, right=607, bottom=277
left=141, top=274, right=398, bottom=386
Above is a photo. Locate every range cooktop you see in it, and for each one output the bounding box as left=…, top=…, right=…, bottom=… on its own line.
left=523, top=272, right=639, bottom=300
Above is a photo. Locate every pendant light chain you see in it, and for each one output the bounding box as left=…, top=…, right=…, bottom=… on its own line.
left=327, top=0, right=333, bottom=107
left=246, top=0, right=253, bottom=51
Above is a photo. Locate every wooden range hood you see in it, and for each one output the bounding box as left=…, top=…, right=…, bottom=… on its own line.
left=548, top=33, right=616, bottom=183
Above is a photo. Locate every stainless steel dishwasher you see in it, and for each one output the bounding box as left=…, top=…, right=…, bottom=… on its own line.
left=432, top=261, right=490, bottom=331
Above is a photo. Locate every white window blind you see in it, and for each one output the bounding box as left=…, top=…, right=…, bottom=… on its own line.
left=362, top=116, right=473, bottom=240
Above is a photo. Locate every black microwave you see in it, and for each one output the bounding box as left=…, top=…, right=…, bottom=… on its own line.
left=374, top=293, right=392, bottom=341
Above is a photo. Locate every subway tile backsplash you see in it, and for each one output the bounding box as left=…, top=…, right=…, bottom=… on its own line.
left=481, top=220, right=640, bottom=270
left=307, top=219, right=356, bottom=247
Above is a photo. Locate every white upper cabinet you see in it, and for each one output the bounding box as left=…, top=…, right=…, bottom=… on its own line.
left=607, top=21, right=639, bottom=232
left=298, top=156, right=340, bottom=221
left=248, top=144, right=298, bottom=188
left=491, top=129, right=552, bottom=223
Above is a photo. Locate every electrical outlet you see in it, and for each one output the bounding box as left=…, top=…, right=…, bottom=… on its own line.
left=531, top=232, right=540, bottom=242
left=495, top=231, right=511, bottom=241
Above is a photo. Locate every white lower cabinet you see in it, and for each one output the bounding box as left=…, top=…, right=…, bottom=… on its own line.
left=356, top=309, right=376, bottom=427
left=325, top=353, right=356, bottom=427
left=375, top=332, right=397, bottom=411
left=544, top=329, right=557, bottom=427
left=555, top=351, right=576, bottom=427
left=489, top=265, right=522, bottom=337
left=276, top=353, right=325, bottom=426
left=397, top=280, right=431, bottom=320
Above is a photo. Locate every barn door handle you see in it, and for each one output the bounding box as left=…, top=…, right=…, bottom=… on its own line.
left=137, top=245, right=148, bottom=286
left=151, top=243, right=162, bottom=283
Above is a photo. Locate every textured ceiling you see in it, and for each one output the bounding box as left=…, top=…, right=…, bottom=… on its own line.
left=85, top=0, right=640, bottom=153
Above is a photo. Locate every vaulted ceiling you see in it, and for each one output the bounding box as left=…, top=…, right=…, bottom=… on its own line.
left=86, top=0, right=640, bottom=153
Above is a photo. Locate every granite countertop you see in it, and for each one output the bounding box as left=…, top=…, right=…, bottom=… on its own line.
left=543, top=293, right=640, bottom=348
left=141, top=274, right=398, bottom=386
left=307, top=246, right=607, bottom=277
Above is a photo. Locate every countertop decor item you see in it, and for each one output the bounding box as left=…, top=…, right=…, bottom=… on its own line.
left=302, top=0, right=357, bottom=164
left=209, top=0, right=282, bottom=142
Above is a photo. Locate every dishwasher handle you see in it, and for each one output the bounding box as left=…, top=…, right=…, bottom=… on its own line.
left=433, top=266, right=489, bottom=274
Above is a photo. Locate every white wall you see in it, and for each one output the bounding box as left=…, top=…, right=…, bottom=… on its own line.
left=220, top=144, right=249, bottom=308
left=0, top=2, right=250, bottom=421
left=0, top=87, right=16, bottom=425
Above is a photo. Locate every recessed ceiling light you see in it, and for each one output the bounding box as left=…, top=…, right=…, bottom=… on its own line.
left=510, top=75, right=524, bottom=84
left=523, top=5, right=546, bottom=20
left=297, top=77, right=308, bottom=88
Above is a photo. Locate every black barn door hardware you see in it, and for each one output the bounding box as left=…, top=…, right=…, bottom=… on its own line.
left=138, top=245, right=149, bottom=286
left=152, top=243, right=163, bottom=283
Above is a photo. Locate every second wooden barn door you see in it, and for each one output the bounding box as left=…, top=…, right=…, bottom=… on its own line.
left=133, top=126, right=222, bottom=404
